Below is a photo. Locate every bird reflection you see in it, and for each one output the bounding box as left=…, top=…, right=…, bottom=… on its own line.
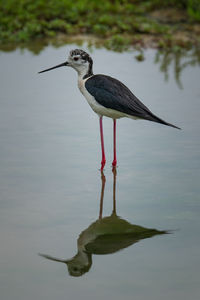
left=39, top=169, right=167, bottom=277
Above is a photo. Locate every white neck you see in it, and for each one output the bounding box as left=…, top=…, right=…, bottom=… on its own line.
left=74, top=62, right=90, bottom=79
left=77, top=66, right=88, bottom=78
left=72, top=60, right=93, bottom=80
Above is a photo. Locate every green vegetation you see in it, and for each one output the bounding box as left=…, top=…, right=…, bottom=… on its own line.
left=0, top=0, right=200, bottom=51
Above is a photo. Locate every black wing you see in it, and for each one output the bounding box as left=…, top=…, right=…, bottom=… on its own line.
left=85, top=75, right=180, bottom=129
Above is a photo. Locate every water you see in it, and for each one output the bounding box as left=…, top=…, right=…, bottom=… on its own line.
left=0, top=45, right=200, bottom=300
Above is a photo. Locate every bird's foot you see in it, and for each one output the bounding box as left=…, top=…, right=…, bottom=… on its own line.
left=101, top=159, right=106, bottom=171
left=112, top=159, right=117, bottom=172
left=112, top=160, right=117, bottom=172
left=112, top=160, right=117, bottom=167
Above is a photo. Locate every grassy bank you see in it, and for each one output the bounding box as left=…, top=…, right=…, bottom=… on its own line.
left=0, top=0, right=200, bottom=51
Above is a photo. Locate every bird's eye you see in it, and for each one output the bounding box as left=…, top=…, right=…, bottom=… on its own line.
left=73, top=57, right=79, bottom=61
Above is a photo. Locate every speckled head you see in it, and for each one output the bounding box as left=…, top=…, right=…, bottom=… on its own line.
left=38, top=48, right=93, bottom=79
left=69, top=49, right=92, bottom=64
left=68, top=49, right=93, bottom=78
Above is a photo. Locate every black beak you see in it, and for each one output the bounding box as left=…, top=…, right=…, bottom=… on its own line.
left=38, top=61, right=69, bottom=73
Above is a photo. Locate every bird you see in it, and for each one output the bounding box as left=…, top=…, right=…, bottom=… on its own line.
left=39, top=49, right=180, bottom=170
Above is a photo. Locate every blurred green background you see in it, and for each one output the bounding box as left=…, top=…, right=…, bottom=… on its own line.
left=0, top=0, right=200, bottom=49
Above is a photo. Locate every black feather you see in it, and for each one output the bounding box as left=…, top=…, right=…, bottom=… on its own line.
left=85, top=75, right=180, bottom=129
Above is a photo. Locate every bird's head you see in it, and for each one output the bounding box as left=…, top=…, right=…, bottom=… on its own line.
left=39, top=49, right=93, bottom=79
left=68, top=49, right=93, bottom=77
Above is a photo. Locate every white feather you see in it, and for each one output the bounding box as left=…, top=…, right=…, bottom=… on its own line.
left=78, top=76, right=138, bottom=119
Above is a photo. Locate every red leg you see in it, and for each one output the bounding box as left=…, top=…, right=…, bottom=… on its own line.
left=112, top=119, right=117, bottom=168
left=99, top=116, right=106, bottom=171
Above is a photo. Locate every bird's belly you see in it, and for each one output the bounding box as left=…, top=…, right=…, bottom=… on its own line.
left=78, top=79, right=127, bottom=119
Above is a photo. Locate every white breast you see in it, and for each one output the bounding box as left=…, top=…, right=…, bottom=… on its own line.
left=78, top=76, right=128, bottom=119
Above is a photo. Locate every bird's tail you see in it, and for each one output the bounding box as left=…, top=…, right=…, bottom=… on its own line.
left=148, top=113, right=181, bottom=130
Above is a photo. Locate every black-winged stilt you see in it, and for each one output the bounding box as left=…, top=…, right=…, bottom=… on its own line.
left=39, top=49, right=180, bottom=170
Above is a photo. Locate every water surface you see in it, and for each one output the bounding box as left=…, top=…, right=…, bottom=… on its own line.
left=0, top=46, right=200, bottom=300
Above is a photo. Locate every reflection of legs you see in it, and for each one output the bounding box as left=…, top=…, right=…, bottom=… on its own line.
left=112, top=167, right=117, bottom=215
left=99, top=116, right=106, bottom=171
left=112, top=119, right=117, bottom=168
left=99, top=171, right=106, bottom=219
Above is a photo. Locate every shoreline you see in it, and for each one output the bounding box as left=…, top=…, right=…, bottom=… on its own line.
left=0, top=29, right=200, bottom=54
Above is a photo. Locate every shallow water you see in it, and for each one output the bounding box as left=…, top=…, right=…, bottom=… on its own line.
left=0, top=45, right=200, bottom=300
